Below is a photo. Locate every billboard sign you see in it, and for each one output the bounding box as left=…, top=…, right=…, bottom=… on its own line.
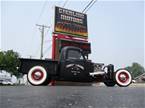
left=54, top=6, right=88, bottom=38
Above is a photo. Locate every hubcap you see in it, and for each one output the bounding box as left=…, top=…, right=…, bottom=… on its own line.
left=31, top=69, right=44, bottom=81
left=120, top=74, right=126, bottom=81
left=118, top=72, right=129, bottom=83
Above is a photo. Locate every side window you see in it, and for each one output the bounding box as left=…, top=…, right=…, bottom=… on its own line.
left=67, top=50, right=84, bottom=60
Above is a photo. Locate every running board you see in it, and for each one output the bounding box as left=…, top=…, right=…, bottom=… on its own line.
left=89, top=71, right=105, bottom=76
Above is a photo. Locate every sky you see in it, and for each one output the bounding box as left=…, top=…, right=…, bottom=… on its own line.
left=0, top=0, right=144, bottom=69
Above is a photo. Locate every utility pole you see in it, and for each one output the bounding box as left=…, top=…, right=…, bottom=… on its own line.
left=36, top=24, right=50, bottom=59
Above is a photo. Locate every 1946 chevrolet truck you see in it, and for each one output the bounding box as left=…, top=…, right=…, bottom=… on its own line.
left=19, top=6, right=132, bottom=87
left=19, top=46, right=132, bottom=87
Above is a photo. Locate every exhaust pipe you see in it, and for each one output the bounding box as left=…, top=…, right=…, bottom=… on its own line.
left=89, top=71, right=105, bottom=76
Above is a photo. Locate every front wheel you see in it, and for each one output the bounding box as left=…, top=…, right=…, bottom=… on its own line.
left=27, top=66, right=51, bottom=86
left=115, top=69, right=132, bottom=87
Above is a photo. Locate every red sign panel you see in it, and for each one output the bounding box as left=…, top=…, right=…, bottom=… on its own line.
left=53, top=38, right=91, bottom=60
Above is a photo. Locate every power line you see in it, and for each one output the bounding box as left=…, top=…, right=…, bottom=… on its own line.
left=62, top=0, right=69, bottom=8
left=44, top=27, right=50, bottom=37
left=82, top=0, right=97, bottom=13
left=82, top=0, right=94, bottom=13
left=83, top=0, right=97, bottom=13
left=43, top=43, right=52, bottom=57
left=32, top=0, right=48, bottom=58
left=36, top=0, right=48, bottom=23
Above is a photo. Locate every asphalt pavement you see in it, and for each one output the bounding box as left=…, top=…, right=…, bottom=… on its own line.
left=0, top=84, right=145, bottom=108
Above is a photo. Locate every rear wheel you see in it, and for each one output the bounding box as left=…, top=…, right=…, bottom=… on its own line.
left=115, top=69, right=132, bottom=87
left=27, top=66, right=51, bottom=86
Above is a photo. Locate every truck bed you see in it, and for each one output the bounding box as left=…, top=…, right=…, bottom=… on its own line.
left=19, top=58, right=58, bottom=75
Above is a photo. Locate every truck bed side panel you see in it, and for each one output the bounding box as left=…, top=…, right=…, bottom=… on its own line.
left=19, top=58, right=58, bottom=75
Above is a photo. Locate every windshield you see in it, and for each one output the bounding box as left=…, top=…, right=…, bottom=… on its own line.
left=67, top=50, right=84, bottom=60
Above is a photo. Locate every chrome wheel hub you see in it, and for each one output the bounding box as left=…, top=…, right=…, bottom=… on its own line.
left=120, top=74, right=126, bottom=81
left=34, top=72, right=42, bottom=79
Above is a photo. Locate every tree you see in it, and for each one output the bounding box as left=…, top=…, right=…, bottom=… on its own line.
left=0, top=51, right=6, bottom=70
left=125, top=62, right=145, bottom=79
left=0, top=50, right=20, bottom=76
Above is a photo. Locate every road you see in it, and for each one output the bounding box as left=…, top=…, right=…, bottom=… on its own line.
left=0, top=84, right=145, bottom=108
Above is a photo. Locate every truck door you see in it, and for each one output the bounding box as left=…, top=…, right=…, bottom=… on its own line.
left=60, top=48, right=92, bottom=82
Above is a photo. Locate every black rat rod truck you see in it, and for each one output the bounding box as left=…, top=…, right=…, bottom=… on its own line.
left=19, top=45, right=132, bottom=87
left=19, top=6, right=132, bottom=86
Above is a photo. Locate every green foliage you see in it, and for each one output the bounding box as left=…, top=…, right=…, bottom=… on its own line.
left=125, top=63, right=145, bottom=79
left=0, top=50, right=20, bottom=76
left=0, top=51, right=5, bottom=70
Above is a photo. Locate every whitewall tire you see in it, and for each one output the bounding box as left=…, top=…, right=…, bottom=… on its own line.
left=115, top=69, right=132, bottom=87
left=27, top=66, right=48, bottom=86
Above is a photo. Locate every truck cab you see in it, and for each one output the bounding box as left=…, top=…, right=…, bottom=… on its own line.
left=58, top=46, right=94, bottom=82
